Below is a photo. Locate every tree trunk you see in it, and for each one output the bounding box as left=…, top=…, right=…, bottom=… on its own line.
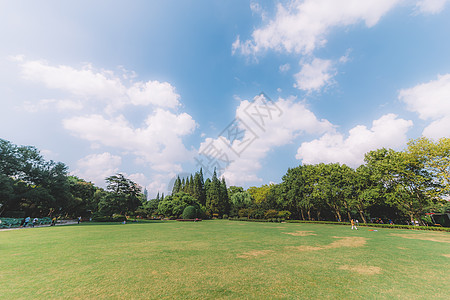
left=358, top=210, right=367, bottom=224
left=300, top=208, right=305, bottom=221
left=307, top=208, right=311, bottom=221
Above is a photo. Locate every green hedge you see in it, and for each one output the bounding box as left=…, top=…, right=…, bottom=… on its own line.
left=228, top=218, right=450, bottom=232
left=228, top=217, right=286, bottom=223
left=92, top=215, right=127, bottom=222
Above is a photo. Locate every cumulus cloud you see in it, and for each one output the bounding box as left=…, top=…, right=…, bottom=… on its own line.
left=198, top=95, right=334, bottom=185
left=296, top=114, right=413, bottom=168
left=14, top=57, right=197, bottom=194
left=74, top=152, right=122, bottom=186
left=16, top=58, right=180, bottom=111
left=294, top=58, right=335, bottom=92
left=399, top=73, right=450, bottom=139
left=415, top=0, right=449, bottom=14
left=63, top=109, right=196, bottom=171
left=233, top=0, right=402, bottom=56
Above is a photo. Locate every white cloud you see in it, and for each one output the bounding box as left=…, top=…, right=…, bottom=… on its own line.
left=399, top=73, right=450, bottom=139
left=74, top=152, right=122, bottom=186
left=13, top=57, right=198, bottom=194
left=296, top=114, right=413, bottom=167
left=279, top=63, right=291, bottom=72
left=415, top=0, right=449, bottom=14
left=63, top=109, right=196, bottom=171
left=21, top=99, right=83, bottom=112
left=233, top=0, right=402, bottom=56
left=294, top=58, right=335, bottom=92
left=16, top=58, right=180, bottom=111
left=198, top=95, right=334, bottom=185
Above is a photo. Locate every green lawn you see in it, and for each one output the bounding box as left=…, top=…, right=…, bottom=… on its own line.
left=1, top=220, right=449, bottom=299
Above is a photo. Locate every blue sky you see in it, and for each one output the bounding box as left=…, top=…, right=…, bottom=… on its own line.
left=1, top=0, right=450, bottom=196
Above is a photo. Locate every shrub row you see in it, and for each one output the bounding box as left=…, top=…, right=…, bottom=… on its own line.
left=228, top=218, right=450, bottom=231
left=286, top=220, right=450, bottom=232
left=91, top=215, right=127, bottom=222
left=228, top=217, right=286, bottom=223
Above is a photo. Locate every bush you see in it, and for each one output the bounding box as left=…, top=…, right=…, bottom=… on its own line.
left=91, top=214, right=126, bottom=222
left=278, top=211, right=291, bottom=219
left=222, top=214, right=228, bottom=219
left=182, top=206, right=198, bottom=219
left=264, top=209, right=278, bottom=219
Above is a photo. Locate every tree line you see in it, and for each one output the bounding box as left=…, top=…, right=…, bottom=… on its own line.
left=144, top=137, right=449, bottom=225
left=1, top=137, right=449, bottom=225
left=0, top=138, right=145, bottom=219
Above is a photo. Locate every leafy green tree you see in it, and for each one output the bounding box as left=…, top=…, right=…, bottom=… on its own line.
left=365, top=148, right=439, bottom=224
left=0, top=174, right=14, bottom=216
left=157, top=192, right=201, bottom=218
left=230, top=191, right=253, bottom=216
left=101, top=173, right=143, bottom=216
left=351, top=165, right=381, bottom=223
left=407, top=137, right=450, bottom=198
left=227, top=186, right=244, bottom=199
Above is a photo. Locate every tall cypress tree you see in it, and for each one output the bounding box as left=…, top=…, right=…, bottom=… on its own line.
left=220, top=177, right=230, bottom=215
left=189, top=174, right=195, bottom=196
left=181, top=178, right=186, bottom=192
left=172, top=176, right=181, bottom=194
left=198, top=169, right=206, bottom=206
left=206, top=169, right=221, bottom=216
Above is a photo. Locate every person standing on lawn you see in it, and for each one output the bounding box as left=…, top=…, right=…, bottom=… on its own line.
left=351, top=219, right=358, bottom=230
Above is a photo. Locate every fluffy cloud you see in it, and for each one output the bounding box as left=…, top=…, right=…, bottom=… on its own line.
left=415, top=0, right=449, bottom=14
left=399, top=74, right=450, bottom=139
left=16, top=57, right=180, bottom=111
left=74, top=152, right=122, bottom=186
left=63, top=109, right=196, bottom=171
left=198, top=95, right=334, bottom=185
left=14, top=57, right=197, bottom=194
left=296, top=114, right=413, bottom=168
left=233, top=0, right=402, bottom=56
left=294, top=58, right=335, bottom=92
left=22, top=99, right=83, bottom=112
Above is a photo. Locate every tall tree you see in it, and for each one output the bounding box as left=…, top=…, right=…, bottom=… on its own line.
left=365, top=148, right=439, bottom=224
left=206, top=170, right=221, bottom=216
left=407, top=137, right=450, bottom=198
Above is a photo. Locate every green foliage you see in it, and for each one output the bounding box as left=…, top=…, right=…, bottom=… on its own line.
left=158, top=192, right=201, bottom=218
left=182, top=206, right=198, bottom=219
left=264, top=209, right=278, bottom=219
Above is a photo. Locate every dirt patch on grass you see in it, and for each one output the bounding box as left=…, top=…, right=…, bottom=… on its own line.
left=289, top=245, right=323, bottom=251
left=397, top=247, right=407, bottom=250
left=237, top=250, right=274, bottom=259
left=283, top=231, right=316, bottom=237
left=287, top=236, right=368, bottom=252
left=328, top=236, right=367, bottom=248
left=390, top=233, right=450, bottom=243
left=339, top=265, right=382, bottom=275
left=443, top=254, right=450, bottom=258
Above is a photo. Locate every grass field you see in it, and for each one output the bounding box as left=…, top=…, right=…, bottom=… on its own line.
left=1, top=220, right=449, bottom=299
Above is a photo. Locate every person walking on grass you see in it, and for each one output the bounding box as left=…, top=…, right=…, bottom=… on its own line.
left=351, top=219, right=358, bottom=230
left=23, top=216, right=31, bottom=228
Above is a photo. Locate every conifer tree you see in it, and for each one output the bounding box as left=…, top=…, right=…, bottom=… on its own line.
left=206, top=169, right=221, bottom=216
